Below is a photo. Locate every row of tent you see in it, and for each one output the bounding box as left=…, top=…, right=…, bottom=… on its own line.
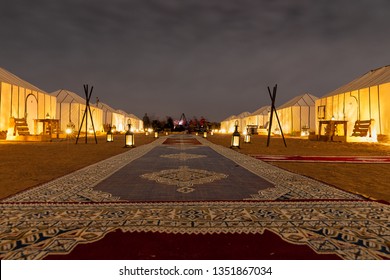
left=221, top=65, right=390, bottom=142
left=0, top=67, right=143, bottom=140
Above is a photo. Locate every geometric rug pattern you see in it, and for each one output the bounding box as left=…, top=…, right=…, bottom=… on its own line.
left=0, top=200, right=389, bottom=260
left=1, top=135, right=389, bottom=260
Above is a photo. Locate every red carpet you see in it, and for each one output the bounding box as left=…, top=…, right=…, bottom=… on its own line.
left=44, top=229, right=341, bottom=260
left=251, top=155, right=390, bottom=163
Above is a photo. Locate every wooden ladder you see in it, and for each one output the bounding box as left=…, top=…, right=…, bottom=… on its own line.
left=13, top=118, right=30, bottom=136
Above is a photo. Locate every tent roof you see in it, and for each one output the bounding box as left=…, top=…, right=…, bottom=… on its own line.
left=51, top=89, right=86, bottom=104
left=0, top=67, right=47, bottom=93
left=237, top=111, right=251, bottom=118
left=97, top=102, right=117, bottom=113
left=221, top=115, right=237, bottom=122
left=277, top=93, right=318, bottom=109
left=250, top=105, right=270, bottom=116
left=323, top=65, right=390, bottom=97
left=116, top=109, right=129, bottom=116
left=128, top=113, right=140, bottom=120
left=114, top=109, right=141, bottom=120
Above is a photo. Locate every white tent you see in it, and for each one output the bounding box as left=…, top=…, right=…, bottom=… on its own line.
left=272, top=93, right=318, bottom=135
left=128, top=113, right=143, bottom=132
left=236, top=111, right=251, bottom=133
left=51, top=89, right=104, bottom=134
left=116, top=110, right=143, bottom=132
left=220, top=115, right=237, bottom=133
left=315, top=65, right=390, bottom=141
left=96, top=102, right=126, bottom=132
left=0, top=67, right=56, bottom=139
left=246, top=106, right=271, bottom=128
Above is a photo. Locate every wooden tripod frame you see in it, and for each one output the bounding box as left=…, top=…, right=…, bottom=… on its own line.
left=76, top=84, right=98, bottom=144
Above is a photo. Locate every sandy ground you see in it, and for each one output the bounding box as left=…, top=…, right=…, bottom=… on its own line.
left=206, top=134, right=390, bottom=202
left=0, top=134, right=155, bottom=200
left=0, top=133, right=389, bottom=202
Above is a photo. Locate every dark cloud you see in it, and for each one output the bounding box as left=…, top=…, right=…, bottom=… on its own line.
left=1, top=0, right=389, bottom=121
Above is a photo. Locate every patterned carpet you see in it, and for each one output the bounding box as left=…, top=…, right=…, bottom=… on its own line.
left=1, top=135, right=389, bottom=260
left=251, top=155, right=390, bottom=163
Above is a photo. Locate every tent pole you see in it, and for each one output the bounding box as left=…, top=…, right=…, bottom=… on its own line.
left=266, top=86, right=275, bottom=147
left=267, top=85, right=287, bottom=147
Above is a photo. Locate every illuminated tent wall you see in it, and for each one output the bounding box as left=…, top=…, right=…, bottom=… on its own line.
left=128, top=113, right=143, bottom=131
left=0, top=67, right=56, bottom=139
left=220, top=115, right=237, bottom=133
left=246, top=106, right=271, bottom=129
left=96, top=102, right=114, bottom=130
left=96, top=102, right=126, bottom=132
left=315, top=65, right=390, bottom=141
left=51, top=89, right=103, bottom=134
left=236, top=111, right=251, bottom=133
left=113, top=109, right=126, bottom=132
left=271, top=93, right=318, bottom=135
left=116, top=110, right=143, bottom=132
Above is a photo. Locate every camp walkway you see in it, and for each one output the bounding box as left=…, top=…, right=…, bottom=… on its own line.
left=0, top=135, right=389, bottom=260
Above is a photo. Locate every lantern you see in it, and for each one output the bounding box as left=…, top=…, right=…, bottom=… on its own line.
left=203, top=131, right=207, bottom=138
left=106, top=126, right=114, bottom=142
left=125, top=120, right=134, bottom=147
left=231, top=120, right=240, bottom=148
left=244, top=128, right=251, bottom=143
left=154, top=131, right=159, bottom=138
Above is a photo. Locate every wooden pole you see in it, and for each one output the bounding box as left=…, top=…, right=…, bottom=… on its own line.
left=266, top=85, right=275, bottom=147
left=76, top=84, right=98, bottom=144
left=84, top=84, right=88, bottom=143
left=86, top=86, right=98, bottom=144
left=267, top=84, right=287, bottom=147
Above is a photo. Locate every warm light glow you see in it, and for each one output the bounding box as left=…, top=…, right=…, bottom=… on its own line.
left=232, top=135, right=240, bottom=147
left=65, top=127, right=73, bottom=135
left=371, top=127, right=378, bottom=141
left=221, top=129, right=226, bottom=134
left=125, top=132, right=134, bottom=147
left=106, top=133, right=114, bottom=142
left=154, top=131, right=159, bottom=138
left=301, top=130, right=310, bottom=137
left=244, top=134, right=251, bottom=143
left=203, top=131, right=207, bottom=138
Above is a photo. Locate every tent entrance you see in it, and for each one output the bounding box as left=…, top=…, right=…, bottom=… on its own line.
left=26, top=94, right=38, bottom=134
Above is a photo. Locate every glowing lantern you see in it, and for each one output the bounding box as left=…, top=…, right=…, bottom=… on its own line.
left=154, top=131, right=159, bottom=138
left=244, top=128, right=251, bottom=143
left=231, top=121, right=240, bottom=148
left=65, top=122, right=74, bottom=135
left=125, top=119, right=134, bottom=147
left=106, top=126, right=114, bottom=142
left=203, top=131, right=207, bottom=138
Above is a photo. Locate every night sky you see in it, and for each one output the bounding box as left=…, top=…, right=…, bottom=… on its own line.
left=1, top=0, right=389, bottom=122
